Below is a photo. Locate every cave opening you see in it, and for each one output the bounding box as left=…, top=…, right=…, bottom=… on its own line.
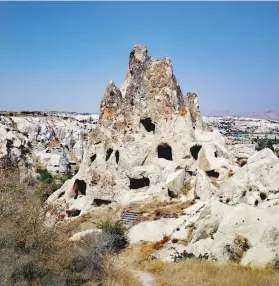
left=157, top=143, right=173, bottom=161
left=140, top=118, right=156, bottom=133
left=115, top=150, right=120, bottom=164
left=73, top=179, right=87, bottom=199
left=206, top=170, right=220, bottom=178
left=91, top=154, right=97, bottom=163
left=190, top=144, right=202, bottom=160
left=66, top=209, right=81, bottom=217
left=93, top=198, right=112, bottom=207
left=129, top=177, right=150, bottom=189
left=106, top=148, right=113, bottom=161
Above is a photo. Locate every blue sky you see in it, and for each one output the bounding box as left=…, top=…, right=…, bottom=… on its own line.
left=0, top=2, right=278, bottom=113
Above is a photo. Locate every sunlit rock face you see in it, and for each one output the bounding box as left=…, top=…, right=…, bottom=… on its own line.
left=0, top=113, right=97, bottom=181
left=48, top=44, right=233, bottom=215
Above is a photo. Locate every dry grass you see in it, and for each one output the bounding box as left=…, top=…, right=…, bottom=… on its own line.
left=154, top=260, right=279, bottom=286
left=180, top=184, right=192, bottom=196
left=47, top=139, right=60, bottom=147
left=110, top=243, right=279, bottom=286
left=128, top=198, right=195, bottom=221
left=211, top=179, right=221, bottom=189
left=62, top=206, right=124, bottom=236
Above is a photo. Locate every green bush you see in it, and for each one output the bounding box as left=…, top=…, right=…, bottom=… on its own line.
left=97, top=220, right=129, bottom=252
left=255, top=138, right=275, bottom=152
left=34, top=170, right=73, bottom=201
left=36, top=168, right=53, bottom=183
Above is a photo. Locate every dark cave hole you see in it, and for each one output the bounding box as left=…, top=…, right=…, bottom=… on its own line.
left=66, top=209, right=81, bottom=217
left=206, top=170, right=220, bottom=178
left=168, top=188, right=178, bottom=198
left=140, top=118, right=156, bottom=133
left=115, top=150, right=120, bottom=164
left=157, top=143, right=173, bottom=161
left=73, top=179, right=87, bottom=199
left=90, top=154, right=97, bottom=163
left=106, top=148, right=113, bottom=161
left=214, top=151, right=218, bottom=158
left=58, top=191, right=65, bottom=199
left=190, top=144, right=202, bottom=160
left=260, top=192, right=267, bottom=200
left=129, top=177, right=150, bottom=189
left=93, top=198, right=112, bottom=207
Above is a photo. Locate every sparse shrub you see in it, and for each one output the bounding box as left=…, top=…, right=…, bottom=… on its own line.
left=34, top=170, right=72, bottom=201
left=256, top=138, right=274, bottom=152
left=181, top=184, right=192, bottom=195
left=224, top=234, right=251, bottom=263
left=0, top=169, right=132, bottom=285
left=37, top=168, right=52, bottom=183
left=97, top=220, right=129, bottom=252
left=171, top=250, right=209, bottom=262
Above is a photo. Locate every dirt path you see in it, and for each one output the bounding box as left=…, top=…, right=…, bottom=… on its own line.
left=133, top=270, right=156, bottom=286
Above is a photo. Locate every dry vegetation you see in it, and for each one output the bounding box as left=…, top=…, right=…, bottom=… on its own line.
left=110, top=242, right=279, bottom=286
left=2, top=169, right=279, bottom=285
left=127, top=198, right=195, bottom=221
left=180, top=183, right=192, bottom=196
left=47, top=139, right=60, bottom=147
left=154, top=260, right=279, bottom=286
left=0, top=169, right=139, bottom=285
left=113, top=242, right=279, bottom=286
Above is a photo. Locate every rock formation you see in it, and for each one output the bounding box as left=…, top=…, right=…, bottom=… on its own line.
left=48, top=45, right=234, bottom=213
left=0, top=114, right=96, bottom=181
left=47, top=45, right=279, bottom=268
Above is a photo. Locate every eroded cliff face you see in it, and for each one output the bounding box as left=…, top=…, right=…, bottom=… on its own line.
left=0, top=114, right=97, bottom=182
left=48, top=44, right=232, bottom=214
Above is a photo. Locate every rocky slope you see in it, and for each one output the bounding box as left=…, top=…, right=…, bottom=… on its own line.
left=48, top=45, right=279, bottom=267
left=0, top=113, right=97, bottom=181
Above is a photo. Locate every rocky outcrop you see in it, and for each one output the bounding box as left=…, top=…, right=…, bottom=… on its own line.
left=218, top=148, right=279, bottom=206
left=0, top=114, right=96, bottom=181
left=45, top=45, right=279, bottom=267
left=185, top=201, right=279, bottom=266
left=48, top=45, right=231, bottom=215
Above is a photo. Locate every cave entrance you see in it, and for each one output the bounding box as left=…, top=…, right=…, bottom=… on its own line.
left=157, top=143, right=173, bottom=161
left=73, top=179, right=87, bottom=199
left=93, top=198, right=112, bottom=207
left=106, top=148, right=113, bottom=161
left=129, top=177, right=150, bottom=189
left=190, top=144, right=202, bottom=160
left=91, top=154, right=97, bottom=163
left=140, top=118, right=155, bottom=133
left=115, top=150, right=120, bottom=164
left=206, top=170, right=219, bottom=178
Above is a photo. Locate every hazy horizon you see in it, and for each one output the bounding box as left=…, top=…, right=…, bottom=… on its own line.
left=0, top=2, right=278, bottom=114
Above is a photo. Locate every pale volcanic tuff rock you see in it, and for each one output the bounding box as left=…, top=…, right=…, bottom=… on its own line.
left=47, top=45, right=279, bottom=267
left=48, top=45, right=234, bottom=214
left=0, top=114, right=96, bottom=180
left=184, top=201, right=279, bottom=267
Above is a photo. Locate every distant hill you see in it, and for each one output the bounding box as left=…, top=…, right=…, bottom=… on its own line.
left=204, top=110, right=279, bottom=121
left=248, top=110, right=279, bottom=121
